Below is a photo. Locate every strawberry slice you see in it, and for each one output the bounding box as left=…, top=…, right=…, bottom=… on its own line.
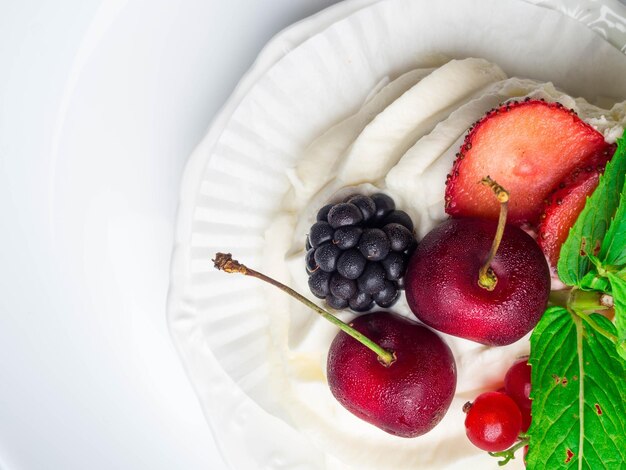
left=445, top=99, right=614, bottom=225
left=537, top=150, right=612, bottom=267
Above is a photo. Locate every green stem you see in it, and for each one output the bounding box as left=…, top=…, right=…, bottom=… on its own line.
left=573, top=314, right=585, bottom=470
left=571, top=308, right=618, bottom=344
left=212, top=252, right=396, bottom=367
left=489, top=436, right=530, bottom=466
left=549, top=289, right=570, bottom=309
left=568, top=289, right=612, bottom=312
left=553, top=288, right=617, bottom=344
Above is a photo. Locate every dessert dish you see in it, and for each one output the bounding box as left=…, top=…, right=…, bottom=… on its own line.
left=258, top=58, right=626, bottom=468
left=168, top=2, right=626, bottom=469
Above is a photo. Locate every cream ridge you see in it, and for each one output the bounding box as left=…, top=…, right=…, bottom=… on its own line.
left=261, top=58, right=626, bottom=470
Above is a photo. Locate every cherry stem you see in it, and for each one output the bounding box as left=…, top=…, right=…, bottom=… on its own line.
left=212, top=252, right=397, bottom=367
left=477, top=176, right=509, bottom=291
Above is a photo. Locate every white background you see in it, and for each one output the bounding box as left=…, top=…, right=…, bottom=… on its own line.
left=0, top=1, right=340, bottom=469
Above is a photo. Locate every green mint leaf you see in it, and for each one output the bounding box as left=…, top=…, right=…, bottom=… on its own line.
left=586, top=254, right=604, bottom=272
left=600, top=141, right=626, bottom=266
left=558, top=137, right=626, bottom=286
left=607, top=273, right=626, bottom=360
left=527, top=307, right=626, bottom=469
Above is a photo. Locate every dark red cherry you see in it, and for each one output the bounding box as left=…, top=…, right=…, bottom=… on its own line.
left=405, top=218, right=550, bottom=346
left=327, top=312, right=456, bottom=437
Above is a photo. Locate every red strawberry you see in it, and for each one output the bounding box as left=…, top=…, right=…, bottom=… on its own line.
left=445, top=99, right=614, bottom=225
left=537, top=151, right=612, bottom=267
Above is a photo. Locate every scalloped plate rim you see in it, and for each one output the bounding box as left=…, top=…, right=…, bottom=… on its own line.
left=166, top=0, right=626, bottom=468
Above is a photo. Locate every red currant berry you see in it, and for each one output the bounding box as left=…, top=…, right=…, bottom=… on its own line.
left=524, top=445, right=529, bottom=466
left=504, top=357, right=531, bottom=409
left=464, top=391, right=522, bottom=452
left=519, top=405, right=532, bottom=432
left=504, top=357, right=532, bottom=431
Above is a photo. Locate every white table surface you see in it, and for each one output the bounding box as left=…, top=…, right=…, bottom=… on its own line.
left=0, top=1, right=341, bottom=469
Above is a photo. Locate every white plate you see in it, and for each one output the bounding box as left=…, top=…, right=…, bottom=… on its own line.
left=167, top=0, right=626, bottom=469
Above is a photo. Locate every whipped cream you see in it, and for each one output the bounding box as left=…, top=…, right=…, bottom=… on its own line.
left=262, top=58, right=626, bottom=470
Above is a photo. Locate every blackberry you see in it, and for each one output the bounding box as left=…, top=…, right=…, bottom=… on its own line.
left=382, top=210, right=414, bottom=232
left=381, top=252, right=405, bottom=281
left=357, top=262, right=386, bottom=294
left=326, top=294, right=349, bottom=310
left=305, top=192, right=417, bottom=312
left=305, top=248, right=318, bottom=274
left=308, top=221, right=334, bottom=248
left=316, top=204, right=334, bottom=222
left=336, top=249, right=366, bottom=280
left=308, top=270, right=331, bottom=298
left=333, top=226, right=362, bottom=250
left=314, top=243, right=341, bottom=272
left=371, top=193, right=395, bottom=222
left=330, top=273, right=357, bottom=300
left=327, top=203, right=363, bottom=228
left=359, top=228, right=390, bottom=261
left=347, top=195, right=376, bottom=222
left=349, top=291, right=374, bottom=312
left=373, top=281, right=399, bottom=308
left=383, top=223, right=413, bottom=252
